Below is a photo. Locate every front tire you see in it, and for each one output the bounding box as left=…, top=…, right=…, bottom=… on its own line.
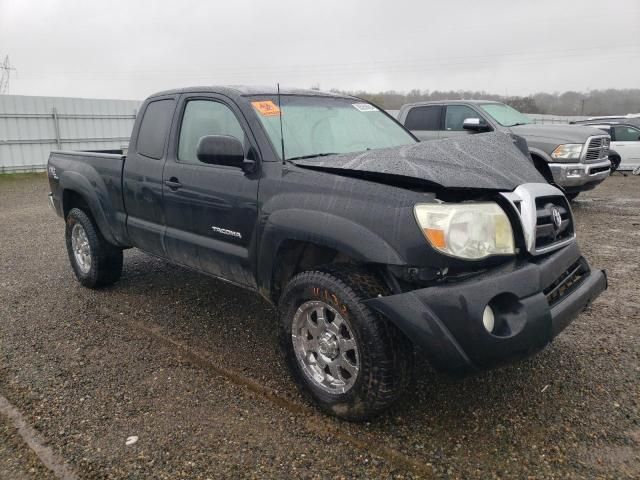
left=278, top=265, right=413, bottom=421
left=65, top=208, right=123, bottom=288
left=565, top=192, right=580, bottom=201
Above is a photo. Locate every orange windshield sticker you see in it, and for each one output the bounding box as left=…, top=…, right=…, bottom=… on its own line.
left=251, top=100, right=281, bottom=116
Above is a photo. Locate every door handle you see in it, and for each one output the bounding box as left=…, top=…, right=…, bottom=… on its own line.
left=164, top=178, right=183, bottom=190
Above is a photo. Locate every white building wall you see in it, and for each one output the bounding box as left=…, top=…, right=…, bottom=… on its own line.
left=0, top=94, right=141, bottom=173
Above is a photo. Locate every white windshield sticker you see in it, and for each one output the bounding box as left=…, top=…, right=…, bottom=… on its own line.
left=352, top=103, right=378, bottom=112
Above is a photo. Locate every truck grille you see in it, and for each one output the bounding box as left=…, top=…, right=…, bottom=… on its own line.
left=583, top=136, right=610, bottom=163
left=535, top=196, right=574, bottom=251
left=501, top=183, right=577, bottom=257
left=543, top=259, right=588, bottom=306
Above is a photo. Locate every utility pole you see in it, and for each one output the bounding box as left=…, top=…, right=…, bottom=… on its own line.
left=0, top=56, right=17, bottom=94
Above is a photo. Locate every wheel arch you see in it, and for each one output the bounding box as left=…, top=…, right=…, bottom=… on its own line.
left=257, top=210, right=405, bottom=302
left=529, top=150, right=554, bottom=183
left=59, top=171, right=120, bottom=245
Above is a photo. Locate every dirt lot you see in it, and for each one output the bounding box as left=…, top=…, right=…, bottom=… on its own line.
left=0, top=173, right=638, bottom=479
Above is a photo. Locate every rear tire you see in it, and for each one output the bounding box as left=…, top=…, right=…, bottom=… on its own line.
left=65, top=208, right=123, bottom=288
left=278, top=265, right=413, bottom=421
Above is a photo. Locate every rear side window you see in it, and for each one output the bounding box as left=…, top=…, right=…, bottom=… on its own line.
left=445, top=105, right=481, bottom=131
left=136, top=99, right=175, bottom=159
left=404, top=105, right=442, bottom=131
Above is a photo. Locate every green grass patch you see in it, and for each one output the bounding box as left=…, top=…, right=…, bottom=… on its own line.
left=0, top=172, right=48, bottom=183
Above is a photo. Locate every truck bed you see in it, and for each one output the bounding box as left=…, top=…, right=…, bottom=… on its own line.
left=47, top=150, right=129, bottom=246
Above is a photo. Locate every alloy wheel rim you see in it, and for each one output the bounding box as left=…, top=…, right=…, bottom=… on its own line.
left=291, top=300, right=359, bottom=394
left=71, top=223, right=91, bottom=274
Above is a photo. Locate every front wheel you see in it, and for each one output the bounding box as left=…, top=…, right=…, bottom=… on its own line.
left=278, top=265, right=413, bottom=421
left=65, top=208, right=123, bottom=288
left=565, top=192, right=580, bottom=201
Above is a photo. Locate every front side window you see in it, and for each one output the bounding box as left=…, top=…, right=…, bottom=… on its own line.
left=404, top=105, right=442, bottom=131
left=444, top=105, right=483, bottom=131
left=479, top=103, right=533, bottom=127
left=178, top=100, right=245, bottom=164
left=249, top=95, right=415, bottom=160
left=613, top=125, right=640, bottom=142
left=136, top=99, right=175, bottom=159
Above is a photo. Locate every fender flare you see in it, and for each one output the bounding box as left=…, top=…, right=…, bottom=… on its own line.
left=527, top=147, right=553, bottom=164
left=257, top=208, right=405, bottom=294
left=59, top=171, right=124, bottom=246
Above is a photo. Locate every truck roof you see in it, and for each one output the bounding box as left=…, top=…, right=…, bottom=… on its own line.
left=149, top=85, right=355, bottom=100
left=403, top=99, right=503, bottom=108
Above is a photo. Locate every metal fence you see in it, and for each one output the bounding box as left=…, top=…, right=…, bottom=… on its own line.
left=526, top=114, right=588, bottom=125
left=0, top=95, right=141, bottom=173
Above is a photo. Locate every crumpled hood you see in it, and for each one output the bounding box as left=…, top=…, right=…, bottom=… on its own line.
left=291, top=132, right=545, bottom=191
left=511, top=123, right=606, bottom=143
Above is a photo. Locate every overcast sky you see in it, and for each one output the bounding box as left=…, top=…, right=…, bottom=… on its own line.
left=1, top=0, right=639, bottom=100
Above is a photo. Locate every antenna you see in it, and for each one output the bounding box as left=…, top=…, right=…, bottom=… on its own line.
left=277, top=83, right=285, bottom=165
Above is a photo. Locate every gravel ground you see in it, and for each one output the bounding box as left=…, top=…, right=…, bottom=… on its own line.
left=0, top=173, right=638, bottom=479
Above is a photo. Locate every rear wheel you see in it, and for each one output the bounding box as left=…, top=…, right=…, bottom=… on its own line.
left=65, top=208, right=123, bottom=288
left=278, top=265, right=413, bottom=420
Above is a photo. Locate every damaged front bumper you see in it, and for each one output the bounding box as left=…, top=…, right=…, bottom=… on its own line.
left=365, top=242, right=607, bottom=374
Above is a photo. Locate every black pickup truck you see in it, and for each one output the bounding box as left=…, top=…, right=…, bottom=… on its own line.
left=47, top=86, right=607, bottom=420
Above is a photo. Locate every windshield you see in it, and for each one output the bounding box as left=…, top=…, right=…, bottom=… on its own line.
left=248, top=95, right=416, bottom=160
left=479, top=103, right=534, bottom=127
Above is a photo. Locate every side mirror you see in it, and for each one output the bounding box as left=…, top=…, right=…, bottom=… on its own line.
left=463, top=118, right=491, bottom=132
left=196, top=135, right=245, bottom=168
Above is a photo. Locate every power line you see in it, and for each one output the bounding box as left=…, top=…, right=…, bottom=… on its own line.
left=0, top=55, right=17, bottom=94
left=16, top=44, right=640, bottom=79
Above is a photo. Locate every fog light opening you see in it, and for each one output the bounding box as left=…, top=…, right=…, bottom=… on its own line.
left=485, top=293, right=527, bottom=338
left=482, top=306, right=495, bottom=333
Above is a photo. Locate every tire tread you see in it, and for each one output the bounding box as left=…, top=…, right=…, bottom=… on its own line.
left=278, top=264, right=413, bottom=420
left=65, top=208, right=123, bottom=288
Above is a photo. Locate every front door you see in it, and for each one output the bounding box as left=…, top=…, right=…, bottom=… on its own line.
left=611, top=124, right=640, bottom=171
left=162, top=96, right=260, bottom=287
left=441, top=104, right=486, bottom=139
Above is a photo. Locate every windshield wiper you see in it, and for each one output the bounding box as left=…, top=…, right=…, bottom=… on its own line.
left=509, top=122, right=529, bottom=126
left=287, top=153, right=338, bottom=161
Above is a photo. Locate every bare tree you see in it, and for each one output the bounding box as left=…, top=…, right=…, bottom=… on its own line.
left=334, top=87, right=640, bottom=115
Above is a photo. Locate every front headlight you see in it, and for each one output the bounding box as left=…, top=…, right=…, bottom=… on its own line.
left=414, top=202, right=515, bottom=260
left=551, top=143, right=583, bottom=161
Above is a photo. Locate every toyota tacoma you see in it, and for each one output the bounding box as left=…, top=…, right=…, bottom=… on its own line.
left=47, top=86, right=607, bottom=420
